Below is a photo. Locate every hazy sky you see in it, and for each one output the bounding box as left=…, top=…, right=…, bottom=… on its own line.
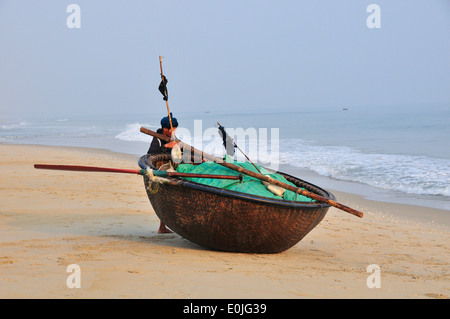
left=0, top=1, right=449, bottom=117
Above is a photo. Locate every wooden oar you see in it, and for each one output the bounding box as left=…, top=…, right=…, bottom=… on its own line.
left=140, top=127, right=364, bottom=218
left=34, top=164, right=240, bottom=180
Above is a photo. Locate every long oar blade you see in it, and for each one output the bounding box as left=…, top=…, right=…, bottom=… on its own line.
left=34, top=164, right=240, bottom=180
left=34, top=164, right=142, bottom=175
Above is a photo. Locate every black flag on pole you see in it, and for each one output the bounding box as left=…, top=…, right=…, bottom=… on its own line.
left=218, top=125, right=236, bottom=156
left=158, top=75, right=168, bottom=101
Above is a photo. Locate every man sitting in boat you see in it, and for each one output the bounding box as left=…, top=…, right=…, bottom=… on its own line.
left=147, top=113, right=179, bottom=233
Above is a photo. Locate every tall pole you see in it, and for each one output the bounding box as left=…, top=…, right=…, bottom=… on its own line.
left=159, top=56, right=173, bottom=132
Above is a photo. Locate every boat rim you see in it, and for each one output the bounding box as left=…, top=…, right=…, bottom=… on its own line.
left=138, top=154, right=335, bottom=209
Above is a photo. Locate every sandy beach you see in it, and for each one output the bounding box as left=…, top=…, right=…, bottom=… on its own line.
left=0, top=143, right=448, bottom=299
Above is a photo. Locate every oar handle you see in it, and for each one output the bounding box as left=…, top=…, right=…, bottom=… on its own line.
left=294, top=188, right=364, bottom=218
left=139, top=127, right=364, bottom=218
left=34, top=164, right=240, bottom=180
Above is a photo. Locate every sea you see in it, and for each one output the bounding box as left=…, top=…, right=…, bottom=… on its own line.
left=1, top=103, right=449, bottom=212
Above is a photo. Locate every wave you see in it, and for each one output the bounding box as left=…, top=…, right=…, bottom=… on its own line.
left=0, top=121, right=29, bottom=130
left=279, top=139, right=450, bottom=197
left=114, top=123, right=158, bottom=142
left=115, top=125, right=450, bottom=198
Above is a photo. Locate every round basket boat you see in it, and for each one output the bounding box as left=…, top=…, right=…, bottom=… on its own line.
left=138, top=153, right=335, bottom=253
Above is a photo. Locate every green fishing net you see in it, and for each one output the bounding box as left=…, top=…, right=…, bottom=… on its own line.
left=176, top=155, right=314, bottom=202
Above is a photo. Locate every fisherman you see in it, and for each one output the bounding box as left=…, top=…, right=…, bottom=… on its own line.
left=147, top=113, right=178, bottom=155
left=147, top=113, right=179, bottom=233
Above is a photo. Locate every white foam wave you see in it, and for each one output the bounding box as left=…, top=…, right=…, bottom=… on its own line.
left=279, top=139, right=450, bottom=197
left=114, top=123, right=157, bottom=142
left=0, top=121, right=29, bottom=130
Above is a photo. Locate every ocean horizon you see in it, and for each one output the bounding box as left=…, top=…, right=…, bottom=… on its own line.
left=1, top=103, right=449, bottom=212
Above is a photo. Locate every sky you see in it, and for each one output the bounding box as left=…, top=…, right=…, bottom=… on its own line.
left=0, top=0, right=449, bottom=117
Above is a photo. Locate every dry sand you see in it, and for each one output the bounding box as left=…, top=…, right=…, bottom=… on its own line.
left=0, top=143, right=448, bottom=299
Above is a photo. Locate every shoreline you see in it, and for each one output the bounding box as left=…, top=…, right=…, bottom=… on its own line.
left=277, top=164, right=450, bottom=228
left=0, top=143, right=449, bottom=298
left=3, top=139, right=449, bottom=213
left=277, top=163, right=450, bottom=215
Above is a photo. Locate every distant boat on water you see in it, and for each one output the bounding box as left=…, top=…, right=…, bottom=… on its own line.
left=342, top=107, right=348, bottom=111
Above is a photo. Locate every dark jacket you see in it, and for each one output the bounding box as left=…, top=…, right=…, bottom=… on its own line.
left=147, top=128, right=171, bottom=155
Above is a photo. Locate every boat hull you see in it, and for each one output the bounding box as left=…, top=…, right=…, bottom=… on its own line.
left=139, top=154, right=333, bottom=253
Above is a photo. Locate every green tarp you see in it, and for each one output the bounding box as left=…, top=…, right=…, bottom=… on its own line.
left=176, top=156, right=314, bottom=202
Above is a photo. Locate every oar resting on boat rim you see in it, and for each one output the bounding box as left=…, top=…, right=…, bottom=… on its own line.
left=139, top=126, right=364, bottom=218
left=33, top=164, right=241, bottom=180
